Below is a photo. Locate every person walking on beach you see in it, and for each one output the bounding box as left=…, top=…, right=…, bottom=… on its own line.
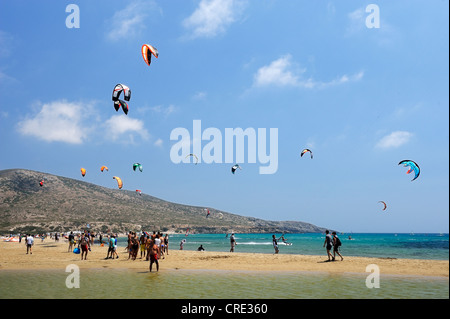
left=164, top=234, right=169, bottom=255
left=149, top=240, right=160, bottom=272
left=68, top=232, right=74, bottom=252
left=26, top=234, right=34, bottom=254
left=230, top=233, right=236, bottom=252
left=79, top=233, right=90, bottom=260
left=332, top=232, right=344, bottom=261
left=323, top=230, right=333, bottom=261
left=272, top=235, right=279, bottom=254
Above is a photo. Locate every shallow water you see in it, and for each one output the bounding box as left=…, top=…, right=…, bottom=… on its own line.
left=0, top=268, right=447, bottom=299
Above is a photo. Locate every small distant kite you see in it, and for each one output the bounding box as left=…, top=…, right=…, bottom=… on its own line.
left=136, top=189, right=142, bottom=196
left=39, top=179, right=44, bottom=187
left=100, top=166, right=109, bottom=172
left=231, top=164, right=242, bottom=174
left=398, top=160, right=420, bottom=181
left=378, top=201, right=387, bottom=211
left=80, top=168, right=86, bottom=177
left=113, top=176, right=123, bottom=189
left=301, top=149, right=313, bottom=159
left=185, top=154, right=199, bottom=165
left=141, top=44, right=159, bottom=67
left=112, top=84, right=131, bottom=115
left=205, top=208, right=210, bottom=218
left=133, top=163, right=143, bottom=172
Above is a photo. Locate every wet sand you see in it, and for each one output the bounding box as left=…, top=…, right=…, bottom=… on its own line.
left=0, top=240, right=448, bottom=277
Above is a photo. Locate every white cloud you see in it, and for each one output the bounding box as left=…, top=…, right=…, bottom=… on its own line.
left=105, top=0, right=159, bottom=41
left=17, top=100, right=94, bottom=144
left=104, top=114, right=149, bottom=143
left=252, top=55, right=363, bottom=89
left=154, top=138, right=163, bottom=147
left=182, top=0, right=247, bottom=39
left=253, top=55, right=302, bottom=88
left=346, top=7, right=366, bottom=35
left=376, top=131, right=413, bottom=149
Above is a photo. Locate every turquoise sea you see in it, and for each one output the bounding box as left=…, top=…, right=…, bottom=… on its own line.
left=125, top=232, right=449, bottom=260
left=0, top=233, right=448, bottom=301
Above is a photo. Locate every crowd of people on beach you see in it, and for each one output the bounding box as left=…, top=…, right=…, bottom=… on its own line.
left=10, top=229, right=345, bottom=270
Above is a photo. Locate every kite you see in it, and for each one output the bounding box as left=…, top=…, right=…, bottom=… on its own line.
left=205, top=208, right=210, bottom=218
left=113, top=176, right=123, bottom=189
left=133, top=163, right=143, bottom=172
left=141, top=44, right=159, bottom=66
left=113, top=99, right=129, bottom=115
left=100, top=166, right=109, bottom=172
left=301, top=149, right=313, bottom=159
left=231, top=164, right=242, bottom=174
left=378, top=201, right=387, bottom=211
left=112, top=84, right=130, bottom=115
left=81, top=168, right=86, bottom=177
left=112, top=84, right=131, bottom=102
left=398, top=160, right=420, bottom=181
left=136, top=189, right=142, bottom=196
left=39, top=180, right=44, bottom=187
left=185, top=154, right=199, bottom=165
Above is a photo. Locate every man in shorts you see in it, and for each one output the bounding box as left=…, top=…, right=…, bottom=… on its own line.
left=323, top=230, right=333, bottom=261
left=149, top=241, right=160, bottom=272
left=26, top=234, right=34, bottom=254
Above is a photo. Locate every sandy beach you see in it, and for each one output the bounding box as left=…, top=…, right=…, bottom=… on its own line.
left=0, top=240, right=448, bottom=278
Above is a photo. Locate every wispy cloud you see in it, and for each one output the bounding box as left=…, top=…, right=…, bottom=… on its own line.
left=104, top=114, right=150, bottom=143
left=182, top=0, right=247, bottom=39
left=105, top=0, right=160, bottom=41
left=154, top=138, right=163, bottom=147
left=252, top=55, right=363, bottom=90
left=375, top=131, right=413, bottom=149
left=17, top=100, right=94, bottom=144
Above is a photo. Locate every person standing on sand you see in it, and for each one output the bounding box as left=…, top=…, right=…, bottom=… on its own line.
left=332, top=232, right=344, bottom=261
left=145, top=235, right=152, bottom=261
left=79, top=233, right=90, bottom=260
left=230, top=233, right=236, bottom=252
left=323, top=230, right=333, bottom=261
left=149, top=241, right=160, bottom=272
left=26, top=234, right=34, bottom=254
left=140, top=232, right=146, bottom=259
left=68, top=232, right=75, bottom=252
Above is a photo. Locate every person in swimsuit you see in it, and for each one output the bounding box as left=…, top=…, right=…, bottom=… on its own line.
left=149, top=242, right=160, bottom=272
left=79, top=234, right=90, bottom=260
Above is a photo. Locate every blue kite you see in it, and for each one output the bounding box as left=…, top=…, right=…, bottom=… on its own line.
left=398, top=160, right=420, bottom=181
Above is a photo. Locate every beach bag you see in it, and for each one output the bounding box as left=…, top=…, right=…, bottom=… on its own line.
left=73, top=247, right=80, bottom=254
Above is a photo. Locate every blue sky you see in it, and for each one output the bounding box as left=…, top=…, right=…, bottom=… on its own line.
left=0, top=0, right=448, bottom=233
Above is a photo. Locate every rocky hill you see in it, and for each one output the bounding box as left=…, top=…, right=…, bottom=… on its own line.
left=0, top=169, right=330, bottom=235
